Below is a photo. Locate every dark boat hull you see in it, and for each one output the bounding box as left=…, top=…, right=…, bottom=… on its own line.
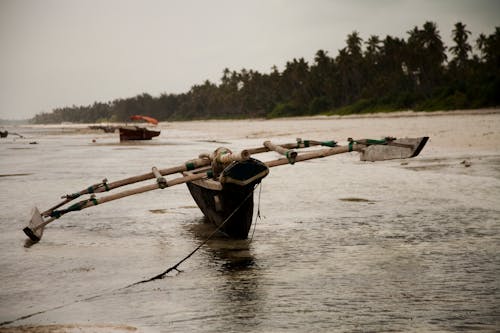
left=119, top=126, right=160, bottom=141
left=186, top=158, right=269, bottom=239
left=186, top=182, right=256, bottom=239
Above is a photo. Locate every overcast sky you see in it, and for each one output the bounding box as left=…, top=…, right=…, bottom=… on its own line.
left=1, top=0, right=498, bottom=120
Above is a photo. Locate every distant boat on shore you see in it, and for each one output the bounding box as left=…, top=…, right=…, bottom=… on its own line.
left=88, top=116, right=161, bottom=141
left=118, top=125, right=161, bottom=141
left=119, top=115, right=160, bottom=141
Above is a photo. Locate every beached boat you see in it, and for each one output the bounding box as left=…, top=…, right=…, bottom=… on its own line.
left=185, top=157, right=269, bottom=238
left=119, top=115, right=160, bottom=141
left=23, top=136, right=428, bottom=242
left=118, top=126, right=161, bottom=141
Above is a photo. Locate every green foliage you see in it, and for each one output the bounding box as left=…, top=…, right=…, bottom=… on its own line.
left=308, top=96, right=331, bottom=115
left=31, top=21, right=499, bottom=124
left=267, top=103, right=304, bottom=118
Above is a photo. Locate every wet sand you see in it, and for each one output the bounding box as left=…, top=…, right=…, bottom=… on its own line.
left=165, top=109, right=500, bottom=151
left=1, top=109, right=499, bottom=332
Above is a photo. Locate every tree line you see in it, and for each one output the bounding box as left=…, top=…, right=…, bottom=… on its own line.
left=32, top=21, right=499, bottom=124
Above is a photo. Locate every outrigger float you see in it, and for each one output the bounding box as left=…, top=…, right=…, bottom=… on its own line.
left=23, top=136, right=428, bottom=242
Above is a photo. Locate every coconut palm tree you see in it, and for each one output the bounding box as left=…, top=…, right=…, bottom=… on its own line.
left=450, top=22, right=472, bottom=69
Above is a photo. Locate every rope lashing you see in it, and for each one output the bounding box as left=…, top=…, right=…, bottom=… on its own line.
left=50, top=196, right=98, bottom=218
left=320, top=140, right=337, bottom=147
left=264, top=141, right=297, bottom=164
left=65, top=179, right=109, bottom=199
left=363, top=139, right=388, bottom=145
left=65, top=192, right=82, bottom=200
left=347, top=137, right=392, bottom=151
left=215, top=148, right=230, bottom=163
left=285, top=150, right=296, bottom=164
left=87, top=179, right=109, bottom=193
left=296, top=138, right=310, bottom=148
left=211, top=147, right=232, bottom=178
left=295, top=138, right=337, bottom=148
left=156, top=178, right=167, bottom=189
left=152, top=167, right=167, bottom=189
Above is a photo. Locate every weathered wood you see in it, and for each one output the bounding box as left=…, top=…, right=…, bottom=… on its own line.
left=211, top=149, right=250, bottom=164
left=264, top=137, right=429, bottom=166
left=265, top=144, right=358, bottom=168
left=25, top=172, right=212, bottom=240
left=152, top=166, right=167, bottom=188
left=247, top=139, right=336, bottom=155
left=41, top=147, right=251, bottom=217
left=25, top=136, right=428, bottom=242
left=359, top=137, right=429, bottom=161
left=83, top=173, right=210, bottom=207
left=186, top=158, right=269, bottom=239
left=41, top=157, right=213, bottom=217
left=263, top=141, right=298, bottom=164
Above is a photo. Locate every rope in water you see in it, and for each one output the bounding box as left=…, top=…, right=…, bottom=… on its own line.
left=250, top=183, right=263, bottom=241
left=0, top=186, right=259, bottom=327
left=128, top=187, right=257, bottom=286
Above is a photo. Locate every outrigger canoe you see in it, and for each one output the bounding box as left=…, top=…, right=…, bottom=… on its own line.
left=23, top=136, right=428, bottom=242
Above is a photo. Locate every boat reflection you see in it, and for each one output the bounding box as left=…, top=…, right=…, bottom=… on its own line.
left=184, top=217, right=264, bottom=329
left=185, top=216, right=256, bottom=271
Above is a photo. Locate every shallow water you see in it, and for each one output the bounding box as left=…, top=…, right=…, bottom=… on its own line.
left=1, top=113, right=499, bottom=332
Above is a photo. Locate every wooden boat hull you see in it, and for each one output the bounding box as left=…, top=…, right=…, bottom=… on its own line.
left=119, top=126, right=160, bottom=141
left=186, top=158, right=269, bottom=239
left=360, top=137, right=429, bottom=161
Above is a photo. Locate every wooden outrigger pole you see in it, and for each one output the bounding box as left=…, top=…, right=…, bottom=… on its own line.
left=23, top=136, right=428, bottom=242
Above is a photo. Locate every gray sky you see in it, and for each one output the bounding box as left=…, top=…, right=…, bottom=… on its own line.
left=1, top=0, right=499, bottom=120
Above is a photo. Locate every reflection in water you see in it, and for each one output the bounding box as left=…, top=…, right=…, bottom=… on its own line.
left=185, top=217, right=256, bottom=270
left=185, top=217, right=264, bottom=331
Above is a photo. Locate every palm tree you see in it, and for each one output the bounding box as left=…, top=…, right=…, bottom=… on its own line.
left=406, top=21, right=446, bottom=96
left=346, top=31, right=363, bottom=58
left=476, top=27, right=500, bottom=67
left=450, top=22, right=472, bottom=68
left=365, top=35, right=382, bottom=60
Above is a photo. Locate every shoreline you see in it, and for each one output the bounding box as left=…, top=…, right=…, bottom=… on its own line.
left=3, top=108, right=499, bottom=128
left=158, top=108, right=500, bottom=124
left=3, top=108, right=499, bottom=152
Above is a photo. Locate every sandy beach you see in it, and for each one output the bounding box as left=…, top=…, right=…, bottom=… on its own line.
left=164, top=109, right=500, bottom=151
